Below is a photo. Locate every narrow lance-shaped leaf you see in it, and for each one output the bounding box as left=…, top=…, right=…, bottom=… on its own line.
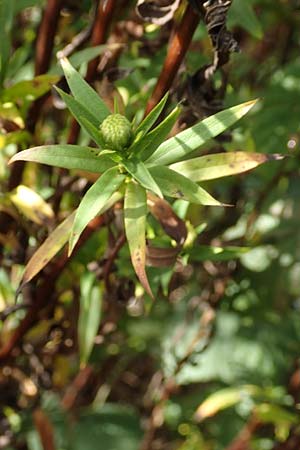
left=20, top=191, right=122, bottom=288
left=170, top=152, right=284, bottom=182
left=145, top=100, right=258, bottom=167
left=20, top=210, right=76, bottom=287
left=78, top=272, right=102, bottom=365
left=9, top=145, right=115, bottom=173
left=131, top=106, right=180, bottom=161
left=55, top=87, right=104, bottom=146
left=69, top=166, right=125, bottom=254
left=149, top=166, right=223, bottom=206
left=123, top=159, right=163, bottom=199
left=60, top=57, right=110, bottom=123
left=2, top=74, right=60, bottom=102
left=124, top=182, right=153, bottom=298
left=134, top=92, right=169, bottom=139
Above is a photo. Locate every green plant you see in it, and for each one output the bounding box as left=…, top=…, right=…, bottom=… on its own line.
left=9, top=58, right=281, bottom=297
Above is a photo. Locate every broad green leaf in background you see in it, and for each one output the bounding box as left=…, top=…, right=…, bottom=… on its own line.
left=123, top=159, right=163, bottom=198
left=145, top=100, right=257, bottom=167
left=52, top=44, right=122, bottom=75
left=149, top=166, right=222, bottom=205
left=187, top=245, right=249, bottom=262
left=0, top=0, right=14, bottom=86
left=136, top=106, right=180, bottom=161
left=69, top=167, right=125, bottom=254
left=78, top=272, right=102, bottom=365
left=20, top=211, right=76, bottom=287
left=124, top=182, right=153, bottom=298
left=9, top=145, right=115, bottom=173
left=1, top=74, right=60, bottom=102
left=134, top=92, right=169, bottom=139
left=60, top=57, right=110, bottom=123
left=170, top=152, right=284, bottom=182
left=228, top=0, right=263, bottom=39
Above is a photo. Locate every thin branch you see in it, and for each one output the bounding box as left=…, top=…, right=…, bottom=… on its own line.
left=0, top=215, right=105, bottom=362
left=145, top=4, right=200, bottom=115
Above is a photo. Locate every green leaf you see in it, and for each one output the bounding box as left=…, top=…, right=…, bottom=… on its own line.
left=55, top=86, right=101, bottom=131
left=9, top=145, right=115, bottom=173
left=187, top=245, right=249, bottom=262
left=124, top=182, right=153, bottom=298
left=134, top=92, right=169, bottom=138
left=2, top=74, right=60, bottom=102
left=169, top=152, right=283, bottom=182
left=60, top=57, right=110, bottom=123
left=0, top=0, right=14, bottom=86
left=69, top=166, right=125, bottom=254
left=145, top=100, right=258, bottom=167
left=149, top=166, right=222, bottom=205
left=123, top=159, right=163, bottom=198
left=78, top=272, right=102, bottom=365
left=131, top=106, right=180, bottom=161
left=20, top=211, right=76, bottom=287
left=228, top=0, right=263, bottom=39
left=79, top=116, right=106, bottom=148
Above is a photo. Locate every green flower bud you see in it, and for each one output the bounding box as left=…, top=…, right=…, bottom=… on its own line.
left=100, top=114, right=133, bottom=151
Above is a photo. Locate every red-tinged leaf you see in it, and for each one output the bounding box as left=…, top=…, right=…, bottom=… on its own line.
left=147, top=192, right=187, bottom=244
left=20, top=211, right=76, bottom=287
left=124, top=182, right=153, bottom=298
left=146, top=245, right=180, bottom=267
left=170, top=152, right=285, bottom=182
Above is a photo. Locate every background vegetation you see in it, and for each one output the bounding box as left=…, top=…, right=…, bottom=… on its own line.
left=0, top=1, right=300, bottom=449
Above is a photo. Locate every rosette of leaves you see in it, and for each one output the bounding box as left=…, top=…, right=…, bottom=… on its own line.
left=9, top=58, right=282, bottom=297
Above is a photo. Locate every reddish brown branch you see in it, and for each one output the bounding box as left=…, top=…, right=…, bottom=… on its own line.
left=145, top=5, right=200, bottom=115
left=35, top=0, right=63, bottom=76
left=8, top=0, right=63, bottom=191
left=103, top=232, right=126, bottom=292
left=224, top=417, right=260, bottom=450
left=33, top=408, right=56, bottom=450
left=0, top=215, right=105, bottom=362
left=67, top=0, right=118, bottom=145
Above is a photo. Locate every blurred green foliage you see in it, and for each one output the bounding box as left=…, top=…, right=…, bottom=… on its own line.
left=1, top=1, right=300, bottom=450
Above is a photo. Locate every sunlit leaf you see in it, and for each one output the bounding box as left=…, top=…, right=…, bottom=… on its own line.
left=133, top=106, right=180, bottom=161
left=60, top=57, right=110, bottom=123
left=20, top=211, right=76, bottom=287
left=170, top=152, right=284, bottom=182
left=145, top=100, right=258, bottom=166
left=149, top=166, right=223, bottom=205
left=124, top=182, right=153, bottom=298
left=69, top=167, right=125, bottom=254
left=134, top=92, right=169, bottom=138
left=123, top=159, right=163, bottom=198
left=9, top=185, right=54, bottom=225
left=2, top=74, right=59, bottom=102
left=195, top=385, right=259, bottom=421
left=9, top=145, right=115, bottom=173
left=79, top=272, right=102, bottom=365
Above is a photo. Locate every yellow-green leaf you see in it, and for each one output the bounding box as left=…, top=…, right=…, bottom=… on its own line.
left=170, top=152, right=284, bottom=182
left=145, top=100, right=258, bottom=167
left=124, top=182, right=153, bottom=298
left=9, top=185, right=54, bottom=225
